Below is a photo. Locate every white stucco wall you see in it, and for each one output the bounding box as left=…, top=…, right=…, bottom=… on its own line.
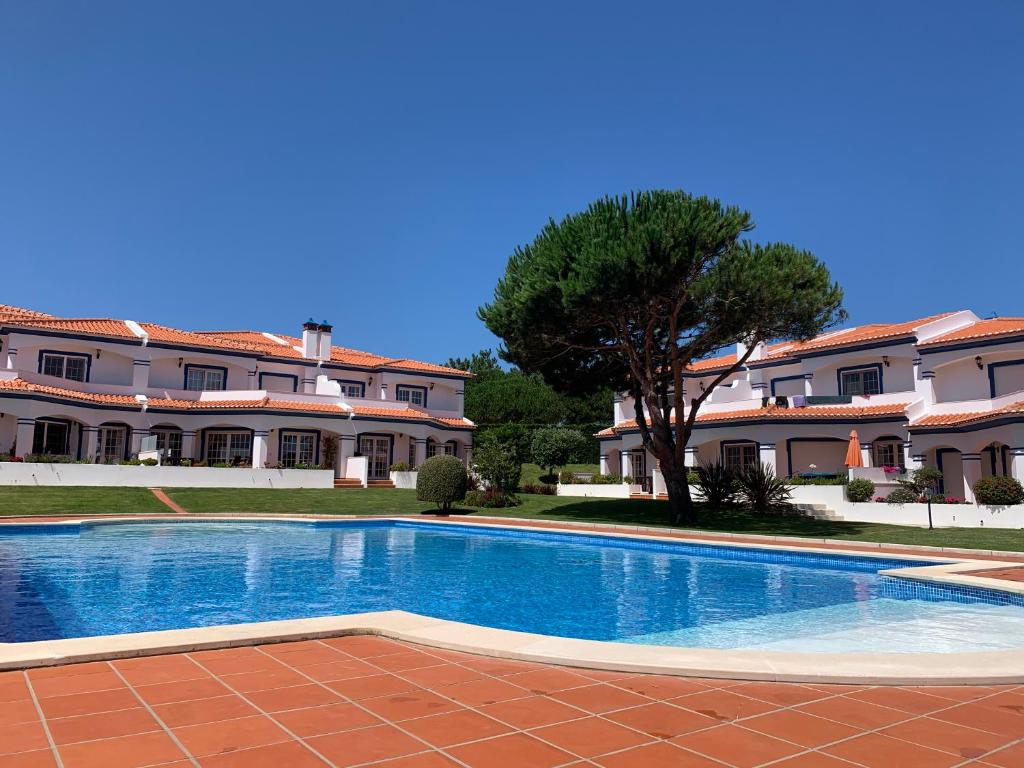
left=556, top=483, right=631, bottom=498
left=0, top=462, right=334, bottom=488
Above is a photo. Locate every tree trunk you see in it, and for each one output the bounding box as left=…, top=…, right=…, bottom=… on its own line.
left=662, top=462, right=696, bottom=526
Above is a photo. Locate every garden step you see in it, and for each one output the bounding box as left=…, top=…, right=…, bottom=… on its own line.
left=333, top=479, right=364, bottom=488
left=367, top=480, right=396, bottom=488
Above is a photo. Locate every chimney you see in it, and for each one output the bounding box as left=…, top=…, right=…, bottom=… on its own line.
left=301, top=319, right=319, bottom=359
left=317, top=321, right=333, bottom=361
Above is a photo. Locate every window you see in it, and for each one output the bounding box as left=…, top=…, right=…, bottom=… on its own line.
left=280, top=431, right=316, bottom=467
left=396, top=385, right=427, bottom=407
left=426, top=439, right=454, bottom=458
left=96, top=426, right=127, bottom=463
left=723, top=442, right=758, bottom=471
left=185, top=365, right=227, bottom=391
left=408, top=439, right=416, bottom=468
left=335, top=380, right=366, bottom=399
left=39, top=352, right=88, bottom=382
left=873, top=441, right=904, bottom=469
left=840, top=366, right=881, bottom=396
left=32, top=420, right=70, bottom=455
left=153, top=429, right=183, bottom=459
left=258, top=372, right=297, bottom=393
left=205, top=431, right=252, bottom=464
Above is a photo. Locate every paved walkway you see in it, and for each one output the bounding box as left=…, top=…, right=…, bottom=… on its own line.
left=3, top=636, right=1022, bottom=768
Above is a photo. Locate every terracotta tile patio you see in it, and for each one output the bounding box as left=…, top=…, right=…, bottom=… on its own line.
left=2, top=636, right=1021, bottom=768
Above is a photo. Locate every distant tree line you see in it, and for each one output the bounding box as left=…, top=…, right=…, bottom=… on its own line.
left=445, top=350, right=611, bottom=465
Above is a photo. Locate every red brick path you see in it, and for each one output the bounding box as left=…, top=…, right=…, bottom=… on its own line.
left=2, top=636, right=1022, bottom=767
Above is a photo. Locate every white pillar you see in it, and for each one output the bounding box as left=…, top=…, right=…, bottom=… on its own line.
left=463, top=443, right=473, bottom=470
left=860, top=442, right=873, bottom=468
left=180, top=430, right=196, bottom=460
left=338, top=435, right=356, bottom=475
left=14, top=418, right=35, bottom=458
left=962, top=452, right=983, bottom=503
left=301, top=375, right=316, bottom=394
left=248, top=370, right=259, bottom=390
left=751, top=376, right=768, bottom=401
left=380, top=382, right=388, bottom=400
left=455, top=387, right=465, bottom=416
left=904, top=442, right=923, bottom=472
left=759, top=443, right=777, bottom=474
left=621, top=451, right=631, bottom=478
left=252, top=430, right=269, bottom=469
left=81, top=426, right=99, bottom=463
left=413, top=438, right=427, bottom=468
left=5, top=346, right=18, bottom=371
left=131, top=359, right=150, bottom=390
left=613, top=394, right=624, bottom=424
left=803, top=373, right=814, bottom=397
left=1010, top=447, right=1024, bottom=485
left=130, top=427, right=150, bottom=457
left=599, top=449, right=610, bottom=475
left=918, top=368, right=936, bottom=407
left=652, top=462, right=666, bottom=497
left=684, top=446, right=699, bottom=468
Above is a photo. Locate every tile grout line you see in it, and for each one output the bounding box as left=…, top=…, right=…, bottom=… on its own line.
left=247, top=645, right=480, bottom=768
left=179, top=652, right=340, bottom=768
left=22, top=670, right=65, bottom=768
left=105, top=661, right=202, bottom=768
left=394, top=641, right=1024, bottom=767
left=309, top=641, right=703, bottom=766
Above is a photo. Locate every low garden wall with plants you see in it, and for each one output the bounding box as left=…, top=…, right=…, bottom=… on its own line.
left=0, top=462, right=334, bottom=488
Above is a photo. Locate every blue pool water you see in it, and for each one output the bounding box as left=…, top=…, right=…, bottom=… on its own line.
left=1, top=520, right=1023, bottom=652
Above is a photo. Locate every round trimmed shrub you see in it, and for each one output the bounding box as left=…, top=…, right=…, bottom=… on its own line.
left=972, top=475, right=1024, bottom=506
left=415, top=455, right=468, bottom=511
left=845, top=478, right=875, bottom=503
left=885, top=486, right=919, bottom=505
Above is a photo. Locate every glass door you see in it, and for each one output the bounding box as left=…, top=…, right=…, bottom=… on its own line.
left=359, top=435, right=391, bottom=479
left=629, top=452, right=646, bottom=480
left=96, top=426, right=127, bottom=463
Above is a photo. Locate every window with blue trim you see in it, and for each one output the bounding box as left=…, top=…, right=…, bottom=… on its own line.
left=396, top=385, right=427, bottom=407
left=40, top=352, right=88, bottom=382
left=280, top=431, right=316, bottom=467
left=335, top=380, right=366, bottom=399
left=840, top=367, right=881, bottom=396
left=723, top=442, right=757, bottom=471
left=32, top=420, right=70, bottom=455
left=185, top=365, right=226, bottom=391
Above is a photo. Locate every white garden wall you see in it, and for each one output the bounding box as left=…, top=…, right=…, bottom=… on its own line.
left=0, top=463, right=334, bottom=488
left=789, top=485, right=1024, bottom=528
left=557, top=483, right=631, bottom=498
left=390, top=470, right=418, bottom=489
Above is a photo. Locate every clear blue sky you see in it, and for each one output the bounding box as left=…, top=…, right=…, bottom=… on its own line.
left=2, top=1, right=1022, bottom=364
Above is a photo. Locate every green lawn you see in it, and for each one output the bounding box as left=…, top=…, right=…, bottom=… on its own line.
left=1, top=486, right=1019, bottom=553
left=0, top=487, right=170, bottom=516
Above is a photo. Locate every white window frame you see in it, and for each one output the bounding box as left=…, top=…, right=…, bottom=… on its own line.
left=204, top=430, right=252, bottom=465
left=96, top=426, right=127, bottom=464
left=395, top=385, right=426, bottom=407
left=873, top=440, right=904, bottom=469
left=335, top=380, right=366, bottom=399
left=185, top=366, right=227, bottom=392
left=153, top=428, right=183, bottom=459
left=32, top=420, right=70, bottom=456
left=280, top=431, right=316, bottom=468
left=40, top=352, right=88, bottom=382
left=723, top=442, right=758, bottom=471
left=840, top=367, right=881, bottom=396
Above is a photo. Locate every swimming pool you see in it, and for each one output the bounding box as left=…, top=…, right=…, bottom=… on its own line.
left=1, top=519, right=1022, bottom=653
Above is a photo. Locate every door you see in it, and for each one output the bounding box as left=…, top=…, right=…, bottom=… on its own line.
left=96, top=426, right=127, bottom=463
left=359, top=435, right=391, bottom=479
left=629, top=451, right=646, bottom=480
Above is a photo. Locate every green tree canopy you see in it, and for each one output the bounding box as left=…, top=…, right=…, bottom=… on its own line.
left=480, top=190, right=845, bottom=524
left=531, top=427, right=588, bottom=477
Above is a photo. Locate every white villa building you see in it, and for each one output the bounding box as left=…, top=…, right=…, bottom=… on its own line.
left=0, top=304, right=474, bottom=484
left=598, top=311, right=1024, bottom=503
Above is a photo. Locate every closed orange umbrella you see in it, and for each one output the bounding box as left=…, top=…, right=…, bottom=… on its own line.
left=845, top=430, right=863, bottom=468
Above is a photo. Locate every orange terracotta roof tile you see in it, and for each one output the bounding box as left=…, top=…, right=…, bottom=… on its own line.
left=917, top=317, right=1024, bottom=348
left=0, top=378, right=473, bottom=428
left=602, top=403, right=909, bottom=434
left=0, top=304, right=54, bottom=321
left=139, top=324, right=265, bottom=353
left=911, top=399, right=1024, bottom=429
left=2, top=317, right=138, bottom=338
left=0, top=377, right=140, bottom=406
left=683, top=314, right=956, bottom=374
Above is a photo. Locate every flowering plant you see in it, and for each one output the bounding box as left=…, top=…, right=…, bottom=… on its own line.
left=881, top=465, right=902, bottom=474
